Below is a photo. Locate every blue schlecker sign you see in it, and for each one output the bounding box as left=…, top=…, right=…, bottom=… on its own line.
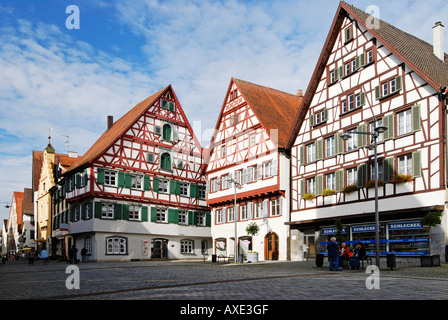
left=351, top=225, right=380, bottom=233
left=388, top=221, right=423, bottom=230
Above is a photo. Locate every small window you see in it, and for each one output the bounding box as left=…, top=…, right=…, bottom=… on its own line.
left=160, top=153, right=171, bottom=170
left=159, top=179, right=169, bottom=193
left=106, top=236, right=127, bottom=255
left=162, top=124, right=172, bottom=141
left=397, top=109, right=412, bottom=135
left=129, top=205, right=141, bottom=221
left=102, top=203, right=114, bottom=219
left=179, top=211, right=188, bottom=225
left=181, top=239, right=194, bottom=254
left=347, top=167, right=358, bottom=186
left=345, top=26, right=353, bottom=42
left=271, top=199, right=281, bottom=216
left=326, top=136, right=335, bottom=157
left=307, top=143, right=315, bottom=163
left=104, top=170, right=117, bottom=186
left=346, top=129, right=357, bottom=151
left=156, top=208, right=167, bottom=223
left=398, top=154, right=412, bottom=175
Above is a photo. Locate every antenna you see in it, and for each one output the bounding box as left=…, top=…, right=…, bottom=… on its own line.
left=62, top=135, right=71, bottom=153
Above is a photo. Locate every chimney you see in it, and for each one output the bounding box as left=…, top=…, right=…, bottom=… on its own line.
left=107, top=115, right=114, bottom=130
left=297, top=89, right=303, bottom=97
left=69, top=151, right=78, bottom=158
left=433, top=21, right=445, bottom=61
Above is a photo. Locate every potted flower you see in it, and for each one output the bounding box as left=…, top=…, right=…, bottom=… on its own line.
left=365, top=179, right=384, bottom=188
left=391, top=173, right=413, bottom=184
left=420, top=211, right=443, bottom=267
left=245, top=222, right=259, bottom=263
left=302, top=193, right=316, bottom=202
left=322, top=189, right=335, bottom=196
left=342, top=184, right=358, bottom=194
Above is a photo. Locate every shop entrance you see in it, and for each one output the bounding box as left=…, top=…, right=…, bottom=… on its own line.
left=152, top=238, right=169, bottom=259
left=304, top=235, right=316, bottom=260
left=265, top=233, right=279, bottom=260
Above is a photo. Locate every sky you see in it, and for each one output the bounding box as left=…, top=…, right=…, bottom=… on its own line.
left=1, top=0, right=447, bottom=226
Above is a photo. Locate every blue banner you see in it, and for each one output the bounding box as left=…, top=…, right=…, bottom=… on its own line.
left=322, top=227, right=347, bottom=235
left=351, top=225, right=380, bottom=233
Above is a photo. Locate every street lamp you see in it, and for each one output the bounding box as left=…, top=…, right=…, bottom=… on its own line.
left=228, top=178, right=242, bottom=263
left=341, top=119, right=387, bottom=268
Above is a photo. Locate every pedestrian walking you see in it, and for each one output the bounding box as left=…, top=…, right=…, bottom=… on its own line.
left=40, top=248, right=49, bottom=265
left=81, top=247, right=87, bottom=263
left=327, top=237, right=340, bottom=271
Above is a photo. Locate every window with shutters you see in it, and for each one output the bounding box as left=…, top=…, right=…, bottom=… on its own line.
left=179, top=211, right=188, bottom=225
left=397, top=109, right=412, bottom=135
left=216, top=209, right=225, bottom=224
left=156, top=208, right=167, bottom=223
left=162, top=124, right=172, bottom=141
left=311, top=109, right=328, bottom=127
left=241, top=204, right=248, bottom=220
left=346, top=129, right=358, bottom=151
left=326, top=172, right=336, bottom=191
left=271, top=198, right=281, bottom=216
left=344, top=26, right=354, bottom=43
left=370, top=119, right=384, bottom=142
left=398, top=154, right=412, bottom=175
left=198, top=185, right=206, bottom=200
left=227, top=207, right=235, bottom=222
left=102, top=203, right=114, bottom=219
left=326, top=136, right=335, bottom=157
left=129, top=205, right=141, bottom=221
left=370, top=162, right=384, bottom=181
left=307, top=178, right=316, bottom=195
left=159, top=179, right=169, bottom=193
left=131, top=174, right=143, bottom=190
left=375, top=75, right=402, bottom=100
left=180, top=182, right=189, bottom=197
left=254, top=201, right=264, bottom=219
left=307, top=143, right=315, bottom=163
left=104, top=170, right=117, bottom=186
left=347, top=167, right=358, bottom=186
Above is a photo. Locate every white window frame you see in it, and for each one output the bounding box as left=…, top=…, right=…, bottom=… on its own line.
left=129, top=205, right=141, bottom=221
left=271, top=199, right=280, bottom=217
left=398, top=154, right=412, bottom=175
left=397, top=109, right=412, bottom=136
left=101, top=203, right=114, bottom=219
left=104, top=170, right=117, bottom=187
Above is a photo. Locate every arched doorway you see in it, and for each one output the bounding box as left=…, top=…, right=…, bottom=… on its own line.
left=264, top=232, right=279, bottom=260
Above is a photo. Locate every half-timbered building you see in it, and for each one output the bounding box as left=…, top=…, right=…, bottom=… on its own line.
left=64, top=85, right=211, bottom=261
left=206, top=78, right=303, bottom=261
left=287, top=2, right=448, bottom=262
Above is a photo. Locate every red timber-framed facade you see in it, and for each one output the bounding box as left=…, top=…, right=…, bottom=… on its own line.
left=206, top=78, right=303, bottom=261
left=63, top=86, right=211, bottom=261
left=287, top=2, right=448, bottom=262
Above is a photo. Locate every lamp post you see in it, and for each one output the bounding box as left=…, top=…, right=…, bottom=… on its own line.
left=341, top=120, right=387, bottom=268
left=228, top=178, right=242, bottom=263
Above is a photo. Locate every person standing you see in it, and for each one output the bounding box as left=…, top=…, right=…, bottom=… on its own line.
left=81, top=247, right=87, bottom=263
left=28, top=248, right=35, bottom=266
left=40, top=248, right=49, bottom=265
left=69, top=245, right=78, bottom=264
left=327, top=237, right=340, bottom=271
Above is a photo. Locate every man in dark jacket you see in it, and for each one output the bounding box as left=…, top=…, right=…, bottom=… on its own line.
left=327, top=237, right=340, bottom=271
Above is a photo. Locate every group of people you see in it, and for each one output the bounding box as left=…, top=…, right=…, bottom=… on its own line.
left=326, top=237, right=367, bottom=271
left=1, top=245, right=88, bottom=265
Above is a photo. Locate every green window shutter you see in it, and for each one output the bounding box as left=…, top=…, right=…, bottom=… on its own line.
left=94, top=202, right=102, bottom=219
left=357, top=124, right=368, bottom=148
left=339, top=66, right=344, bottom=78
left=310, top=113, right=315, bottom=127
left=161, top=153, right=171, bottom=170
left=114, top=203, right=122, bottom=220
left=205, top=212, right=211, bottom=227
left=316, top=139, right=323, bottom=161
left=124, top=173, right=132, bottom=189
left=153, top=177, right=159, bottom=192
left=190, top=183, right=198, bottom=198
left=323, top=109, right=329, bottom=122
left=383, top=157, right=395, bottom=183
left=335, top=132, right=344, bottom=155
left=170, top=180, right=176, bottom=194
left=84, top=169, right=88, bottom=186
left=412, top=104, right=421, bottom=132
left=360, top=92, right=366, bottom=106
left=375, top=86, right=381, bottom=100
left=336, top=169, right=344, bottom=192
left=316, top=175, right=323, bottom=196
left=76, top=173, right=80, bottom=189
left=188, top=211, right=195, bottom=225
left=300, top=179, right=305, bottom=195
left=69, top=206, right=74, bottom=222
left=143, top=176, right=151, bottom=191
left=355, top=55, right=361, bottom=70
left=163, top=124, right=171, bottom=141
left=300, top=146, right=305, bottom=165
left=118, top=171, right=125, bottom=188
left=141, top=206, right=148, bottom=222
left=169, top=102, right=175, bottom=111
left=123, top=204, right=129, bottom=220
left=168, top=209, right=179, bottom=224
left=383, top=114, right=395, bottom=140
left=150, top=207, right=157, bottom=222
left=97, top=168, right=104, bottom=185
left=357, top=164, right=367, bottom=188
left=395, top=75, right=402, bottom=92
left=162, top=100, right=168, bottom=110
left=412, top=151, right=422, bottom=177
left=360, top=53, right=366, bottom=67
left=71, top=176, right=75, bottom=191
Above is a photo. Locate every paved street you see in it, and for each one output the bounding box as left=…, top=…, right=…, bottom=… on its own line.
left=1, top=259, right=447, bottom=305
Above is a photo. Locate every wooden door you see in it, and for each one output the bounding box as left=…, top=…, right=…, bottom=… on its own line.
left=265, top=233, right=279, bottom=260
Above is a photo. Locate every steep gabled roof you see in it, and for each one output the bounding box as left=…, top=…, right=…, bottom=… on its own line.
left=234, top=78, right=304, bottom=149
left=286, top=1, right=448, bottom=150
left=65, top=85, right=203, bottom=174
left=209, top=78, right=303, bottom=154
